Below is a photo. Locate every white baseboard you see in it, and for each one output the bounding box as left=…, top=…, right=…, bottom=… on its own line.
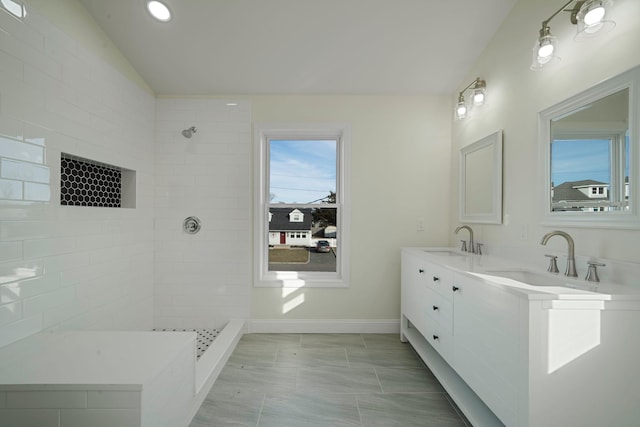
left=247, top=319, right=400, bottom=334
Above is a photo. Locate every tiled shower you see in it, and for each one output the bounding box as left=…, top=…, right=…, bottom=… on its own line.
left=0, top=6, right=250, bottom=349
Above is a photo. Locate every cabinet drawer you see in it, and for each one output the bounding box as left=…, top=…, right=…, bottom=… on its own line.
left=425, top=288, right=453, bottom=334
left=403, top=254, right=453, bottom=300
left=425, top=263, right=454, bottom=299
left=424, top=322, right=454, bottom=362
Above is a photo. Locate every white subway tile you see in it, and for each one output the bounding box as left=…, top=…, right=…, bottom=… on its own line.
left=0, top=301, right=22, bottom=326
left=0, top=76, right=47, bottom=122
left=0, top=314, right=43, bottom=347
left=0, top=409, right=59, bottom=427
left=23, top=122, right=52, bottom=147
left=0, top=114, right=24, bottom=140
left=0, top=283, right=19, bottom=304
left=42, top=252, right=91, bottom=274
left=0, top=4, right=156, bottom=339
left=23, top=236, right=76, bottom=258
left=13, top=274, right=62, bottom=299
left=42, top=295, right=90, bottom=329
left=6, top=391, right=87, bottom=409
left=0, top=178, right=23, bottom=200
left=60, top=409, right=139, bottom=427
left=0, top=49, right=23, bottom=81
left=1, top=158, right=49, bottom=182
left=0, top=258, right=43, bottom=285
left=0, top=9, right=44, bottom=53
left=87, top=391, right=140, bottom=409
left=24, top=182, right=51, bottom=201
left=0, top=136, right=44, bottom=164
left=0, top=240, right=21, bottom=262
left=23, top=285, right=75, bottom=317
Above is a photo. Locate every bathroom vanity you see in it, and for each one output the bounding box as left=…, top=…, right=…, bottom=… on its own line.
left=401, top=247, right=640, bottom=427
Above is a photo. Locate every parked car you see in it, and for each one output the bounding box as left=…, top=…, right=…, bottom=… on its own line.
left=315, top=240, right=331, bottom=253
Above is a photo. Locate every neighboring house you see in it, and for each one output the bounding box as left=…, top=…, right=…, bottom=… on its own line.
left=551, top=179, right=624, bottom=212
left=268, top=208, right=313, bottom=246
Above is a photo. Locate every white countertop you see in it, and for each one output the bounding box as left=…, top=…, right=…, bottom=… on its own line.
left=402, top=247, right=640, bottom=302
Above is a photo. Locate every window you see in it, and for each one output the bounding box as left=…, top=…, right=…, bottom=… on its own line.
left=254, top=123, right=350, bottom=288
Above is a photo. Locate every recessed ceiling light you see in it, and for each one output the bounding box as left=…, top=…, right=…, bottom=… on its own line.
left=146, top=1, right=171, bottom=22
left=1, top=0, right=27, bottom=18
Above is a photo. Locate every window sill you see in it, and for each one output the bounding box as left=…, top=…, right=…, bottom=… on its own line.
left=254, top=272, right=349, bottom=288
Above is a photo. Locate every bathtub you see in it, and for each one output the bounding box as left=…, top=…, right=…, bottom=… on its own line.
left=0, top=319, right=245, bottom=427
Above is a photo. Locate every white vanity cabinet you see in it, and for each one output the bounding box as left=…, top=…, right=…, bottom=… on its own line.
left=400, top=247, right=640, bottom=427
left=452, top=273, right=520, bottom=426
left=400, top=250, right=454, bottom=360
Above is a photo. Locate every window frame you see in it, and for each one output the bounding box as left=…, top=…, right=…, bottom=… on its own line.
left=253, top=123, right=351, bottom=288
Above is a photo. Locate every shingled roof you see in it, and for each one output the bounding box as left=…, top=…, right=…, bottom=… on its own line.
left=269, top=208, right=312, bottom=231
left=552, top=180, right=608, bottom=203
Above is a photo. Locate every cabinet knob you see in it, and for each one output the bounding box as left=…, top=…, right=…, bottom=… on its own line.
left=418, top=269, right=425, bottom=273
left=433, top=276, right=439, bottom=282
left=432, top=335, right=439, bottom=341
left=432, top=305, right=439, bottom=311
left=452, top=286, right=459, bottom=292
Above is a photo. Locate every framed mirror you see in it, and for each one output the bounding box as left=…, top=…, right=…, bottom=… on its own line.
left=459, top=130, right=503, bottom=224
left=539, top=66, right=639, bottom=228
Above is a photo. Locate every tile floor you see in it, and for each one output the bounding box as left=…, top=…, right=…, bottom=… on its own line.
left=189, top=333, right=470, bottom=426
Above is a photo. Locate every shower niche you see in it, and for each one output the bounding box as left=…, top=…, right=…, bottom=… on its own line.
left=60, top=153, right=136, bottom=208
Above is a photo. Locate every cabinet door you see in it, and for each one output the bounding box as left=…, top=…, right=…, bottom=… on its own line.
left=452, top=274, right=520, bottom=427
left=401, top=252, right=429, bottom=334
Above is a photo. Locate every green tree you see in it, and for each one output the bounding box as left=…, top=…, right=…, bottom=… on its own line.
left=312, top=191, right=336, bottom=227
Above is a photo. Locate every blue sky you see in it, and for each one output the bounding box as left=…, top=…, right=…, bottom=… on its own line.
left=551, top=138, right=629, bottom=185
left=551, top=139, right=611, bottom=185
left=269, top=139, right=336, bottom=204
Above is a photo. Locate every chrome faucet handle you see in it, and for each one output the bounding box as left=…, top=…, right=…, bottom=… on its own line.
left=459, top=240, right=467, bottom=252
left=475, top=243, right=483, bottom=255
left=545, top=254, right=559, bottom=273
left=585, top=261, right=606, bottom=283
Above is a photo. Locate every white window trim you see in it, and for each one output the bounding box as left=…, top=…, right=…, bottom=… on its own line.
left=253, top=122, right=351, bottom=288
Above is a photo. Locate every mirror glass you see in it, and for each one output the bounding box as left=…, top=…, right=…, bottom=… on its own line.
left=460, top=130, right=503, bottom=224
left=540, top=65, right=638, bottom=228
left=550, top=90, right=629, bottom=213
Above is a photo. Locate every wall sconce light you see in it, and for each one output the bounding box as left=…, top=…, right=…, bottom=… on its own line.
left=531, top=0, right=615, bottom=70
left=455, top=78, right=486, bottom=120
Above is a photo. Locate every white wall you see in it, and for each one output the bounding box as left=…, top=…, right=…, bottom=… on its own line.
left=0, top=3, right=155, bottom=347
left=153, top=99, right=252, bottom=329
left=154, top=96, right=448, bottom=328
left=451, top=0, right=640, bottom=268
left=251, top=96, right=452, bottom=323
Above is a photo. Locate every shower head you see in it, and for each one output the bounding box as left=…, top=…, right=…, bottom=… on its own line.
left=181, top=126, right=197, bottom=138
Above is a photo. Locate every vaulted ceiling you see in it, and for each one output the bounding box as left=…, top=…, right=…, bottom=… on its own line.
left=79, top=0, right=518, bottom=96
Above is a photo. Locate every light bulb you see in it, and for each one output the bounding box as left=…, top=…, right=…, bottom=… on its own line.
left=472, top=90, right=485, bottom=106
left=538, top=42, right=554, bottom=61
left=456, top=101, right=467, bottom=120
left=584, top=4, right=605, bottom=26
left=575, top=0, right=615, bottom=40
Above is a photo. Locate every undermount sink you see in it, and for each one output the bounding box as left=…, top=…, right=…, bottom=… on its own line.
left=484, top=269, right=569, bottom=287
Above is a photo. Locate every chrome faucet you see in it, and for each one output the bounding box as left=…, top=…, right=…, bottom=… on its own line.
left=540, top=230, right=577, bottom=278
left=455, top=225, right=475, bottom=253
